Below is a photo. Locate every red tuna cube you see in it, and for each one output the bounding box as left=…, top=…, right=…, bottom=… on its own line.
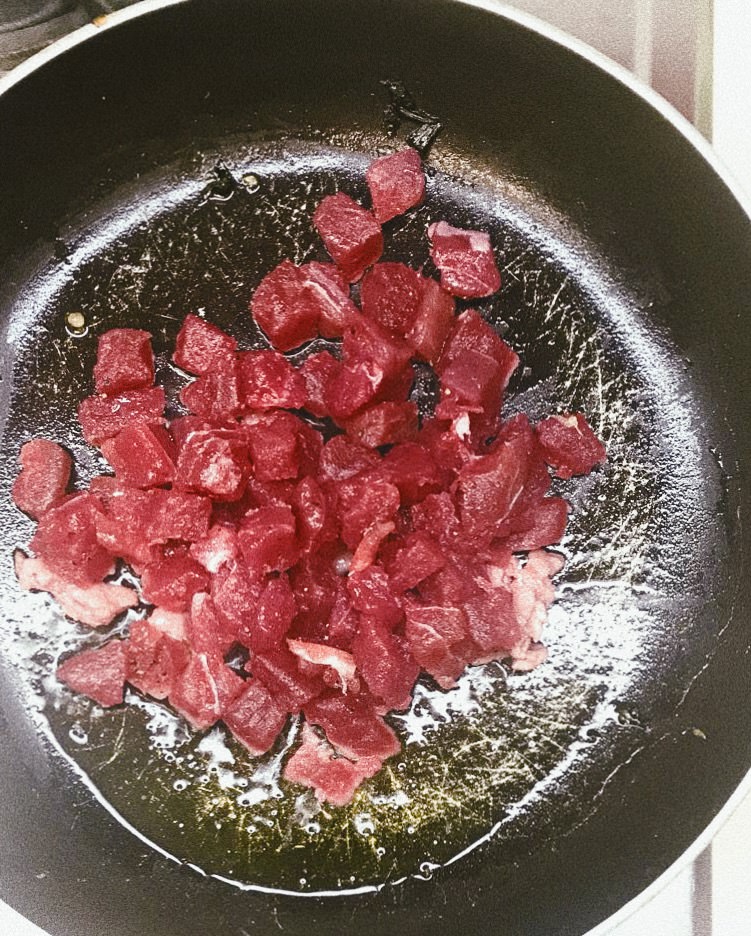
left=223, top=679, right=288, bottom=756
left=352, top=615, right=419, bottom=711
left=340, top=313, right=413, bottom=404
left=385, top=531, right=446, bottom=592
left=147, top=489, right=212, bottom=544
left=366, top=147, right=425, bottom=223
left=436, top=348, right=504, bottom=424
left=404, top=602, right=469, bottom=688
left=127, top=611, right=190, bottom=700
left=238, top=505, right=299, bottom=575
left=170, top=651, right=245, bottom=730
left=30, top=492, right=113, bottom=585
left=292, top=476, right=338, bottom=551
left=173, top=313, right=238, bottom=375
left=93, top=328, right=154, bottom=395
left=506, top=495, right=569, bottom=552
left=299, top=261, right=359, bottom=338
left=180, top=365, right=242, bottom=422
left=93, top=486, right=161, bottom=567
left=77, top=387, right=165, bottom=445
left=343, top=400, right=418, bottom=448
left=244, top=412, right=301, bottom=482
left=406, top=278, right=455, bottom=364
left=249, top=646, right=323, bottom=712
left=287, top=639, right=357, bottom=693
left=100, top=422, right=175, bottom=489
left=360, top=263, right=424, bottom=335
left=288, top=551, right=342, bottom=639
left=283, top=722, right=383, bottom=806
left=381, top=443, right=445, bottom=505
left=325, top=586, right=359, bottom=648
left=141, top=555, right=210, bottom=612
left=347, top=567, right=403, bottom=629
left=167, top=414, right=211, bottom=454
left=239, top=574, right=296, bottom=652
left=174, top=430, right=250, bottom=501
left=211, top=562, right=262, bottom=640
left=12, top=439, right=72, bottom=520
left=298, top=351, right=340, bottom=418
left=337, top=472, right=400, bottom=550
left=57, top=639, right=128, bottom=708
left=313, top=192, right=383, bottom=282
left=318, top=435, right=379, bottom=482
left=250, top=260, right=321, bottom=352
left=428, top=221, right=501, bottom=298
left=535, top=413, right=606, bottom=479
left=15, top=552, right=137, bottom=628
left=304, top=692, right=401, bottom=761
left=189, top=523, right=240, bottom=574
left=187, top=592, right=235, bottom=657
left=463, top=574, right=520, bottom=658
left=409, top=491, right=460, bottom=548
left=438, top=309, right=519, bottom=387
left=236, top=350, right=306, bottom=411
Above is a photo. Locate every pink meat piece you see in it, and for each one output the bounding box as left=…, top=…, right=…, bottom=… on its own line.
left=535, top=413, right=607, bottom=479
left=438, top=309, right=519, bottom=385
left=343, top=401, right=418, bottom=449
left=304, top=692, right=401, bottom=761
left=366, top=147, right=425, bottom=223
left=350, top=519, right=395, bottom=573
left=409, top=491, right=461, bottom=549
left=180, top=364, right=242, bottom=422
left=57, top=640, right=128, bottom=708
left=313, top=192, right=383, bottom=282
left=337, top=472, right=400, bottom=550
left=404, top=602, right=469, bottom=689
left=435, top=348, right=504, bottom=423
left=187, top=592, right=231, bottom=656
left=360, top=263, right=424, bottom=335
left=318, top=437, right=378, bottom=485
left=288, top=551, right=342, bottom=639
left=15, top=552, right=137, bottom=628
left=12, top=439, right=72, bottom=520
left=347, top=567, right=403, bottom=629
left=287, top=639, right=357, bottom=693
left=238, top=505, right=300, bottom=575
left=168, top=414, right=211, bottom=454
left=100, top=422, right=175, bottom=489
left=169, top=651, right=244, bottom=731
left=147, top=489, right=212, bottom=544
left=505, top=496, right=569, bottom=552
left=93, top=328, right=154, bottom=395
left=189, top=523, right=240, bottom=574
left=507, top=549, right=564, bottom=651
left=211, top=562, right=262, bottom=641
left=126, top=611, right=190, bottom=699
left=428, top=221, right=501, bottom=298
left=250, top=260, right=321, bottom=352
left=236, top=350, right=306, bottom=411
left=298, top=351, right=340, bottom=419
left=381, top=443, right=445, bottom=506
left=173, top=314, right=237, bottom=376
left=299, top=261, right=359, bottom=338
left=223, top=679, right=288, bottom=755
left=174, top=430, right=250, bottom=502
left=406, top=277, right=455, bottom=364
left=91, top=485, right=161, bottom=567
left=385, top=531, right=446, bottom=592
left=292, top=476, right=338, bottom=551
left=239, top=574, right=296, bottom=652
left=30, top=492, right=113, bottom=585
left=352, top=615, right=419, bottom=711
left=77, top=387, right=166, bottom=445
left=140, top=555, right=210, bottom=612
left=283, top=722, right=383, bottom=806
left=249, top=646, right=323, bottom=713
left=244, top=411, right=301, bottom=482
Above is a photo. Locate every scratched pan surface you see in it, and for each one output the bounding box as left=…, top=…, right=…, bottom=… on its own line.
left=0, top=1, right=750, bottom=935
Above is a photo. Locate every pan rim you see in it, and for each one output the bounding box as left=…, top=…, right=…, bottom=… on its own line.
left=0, top=1, right=749, bottom=933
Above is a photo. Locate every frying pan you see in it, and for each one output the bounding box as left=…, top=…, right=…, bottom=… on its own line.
left=0, top=1, right=749, bottom=934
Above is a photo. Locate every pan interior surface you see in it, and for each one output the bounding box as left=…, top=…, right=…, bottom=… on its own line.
left=0, top=1, right=749, bottom=934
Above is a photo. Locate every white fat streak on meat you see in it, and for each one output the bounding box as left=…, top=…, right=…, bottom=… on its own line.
left=350, top=520, right=395, bottom=573
left=287, top=638, right=357, bottom=692
left=149, top=607, right=189, bottom=641
left=14, top=551, right=138, bottom=628
left=189, top=524, right=238, bottom=574
left=452, top=413, right=471, bottom=441
left=554, top=414, right=580, bottom=431
left=199, top=452, right=243, bottom=489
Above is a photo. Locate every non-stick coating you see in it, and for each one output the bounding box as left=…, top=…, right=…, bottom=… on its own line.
left=0, top=2, right=750, bottom=935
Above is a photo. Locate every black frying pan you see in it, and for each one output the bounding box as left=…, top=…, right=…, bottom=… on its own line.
left=0, top=2, right=750, bottom=934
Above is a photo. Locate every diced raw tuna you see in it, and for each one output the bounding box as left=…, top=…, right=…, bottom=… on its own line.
left=381, top=443, right=445, bottom=505
left=343, top=401, right=418, bottom=448
left=287, top=639, right=357, bottom=693
left=463, top=571, right=519, bottom=659
left=347, top=567, right=403, bottom=628
left=335, top=314, right=413, bottom=415
left=167, top=414, right=211, bottom=454
left=288, top=551, right=342, bottom=639
left=126, top=612, right=190, bottom=699
left=366, top=148, right=425, bottom=223
left=350, top=519, right=395, bottom=573
left=304, top=692, right=401, bottom=761
left=292, top=476, right=338, bottom=551
left=100, top=423, right=175, bottom=489
left=15, top=552, right=137, bottom=628
left=360, top=263, right=424, bottom=335
left=406, top=278, right=455, bottom=364
left=78, top=387, right=166, bottom=445
left=249, top=646, right=323, bottom=712
left=12, top=439, right=72, bottom=520
left=91, top=484, right=159, bottom=566
left=173, top=314, right=237, bottom=375
left=436, top=348, right=504, bottom=421
left=386, top=532, right=446, bottom=592
left=505, top=495, right=569, bottom=552
left=535, top=413, right=607, bottom=479
left=318, top=435, right=380, bottom=482
left=174, top=430, right=250, bottom=501
left=250, top=260, right=321, bottom=352
left=244, top=411, right=301, bottom=482
left=239, top=574, right=296, bottom=652
left=57, top=640, right=128, bottom=708
left=93, top=329, right=154, bottom=395
left=428, top=221, right=501, bottom=298
left=236, top=350, right=306, bottom=411
left=300, top=261, right=359, bottom=338
left=438, top=309, right=519, bottom=383
left=404, top=603, right=469, bottom=688
left=180, top=365, right=242, bottom=422
left=141, top=555, right=210, bottom=612
left=283, top=722, right=383, bottom=806
left=147, top=489, right=212, bottom=544
left=187, top=592, right=232, bottom=657
left=30, top=493, right=113, bottom=585
left=299, top=351, right=340, bottom=418
left=189, top=523, right=239, bottom=574
left=238, top=505, right=299, bottom=576
left=337, top=472, right=400, bottom=550
left=223, top=679, right=288, bottom=755
left=313, top=192, right=383, bottom=282
left=211, top=562, right=262, bottom=639
left=409, top=491, right=460, bottom=548
left=352, top=615, right=419, bottom=711
left=170, top=651, right=244, bottom=730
